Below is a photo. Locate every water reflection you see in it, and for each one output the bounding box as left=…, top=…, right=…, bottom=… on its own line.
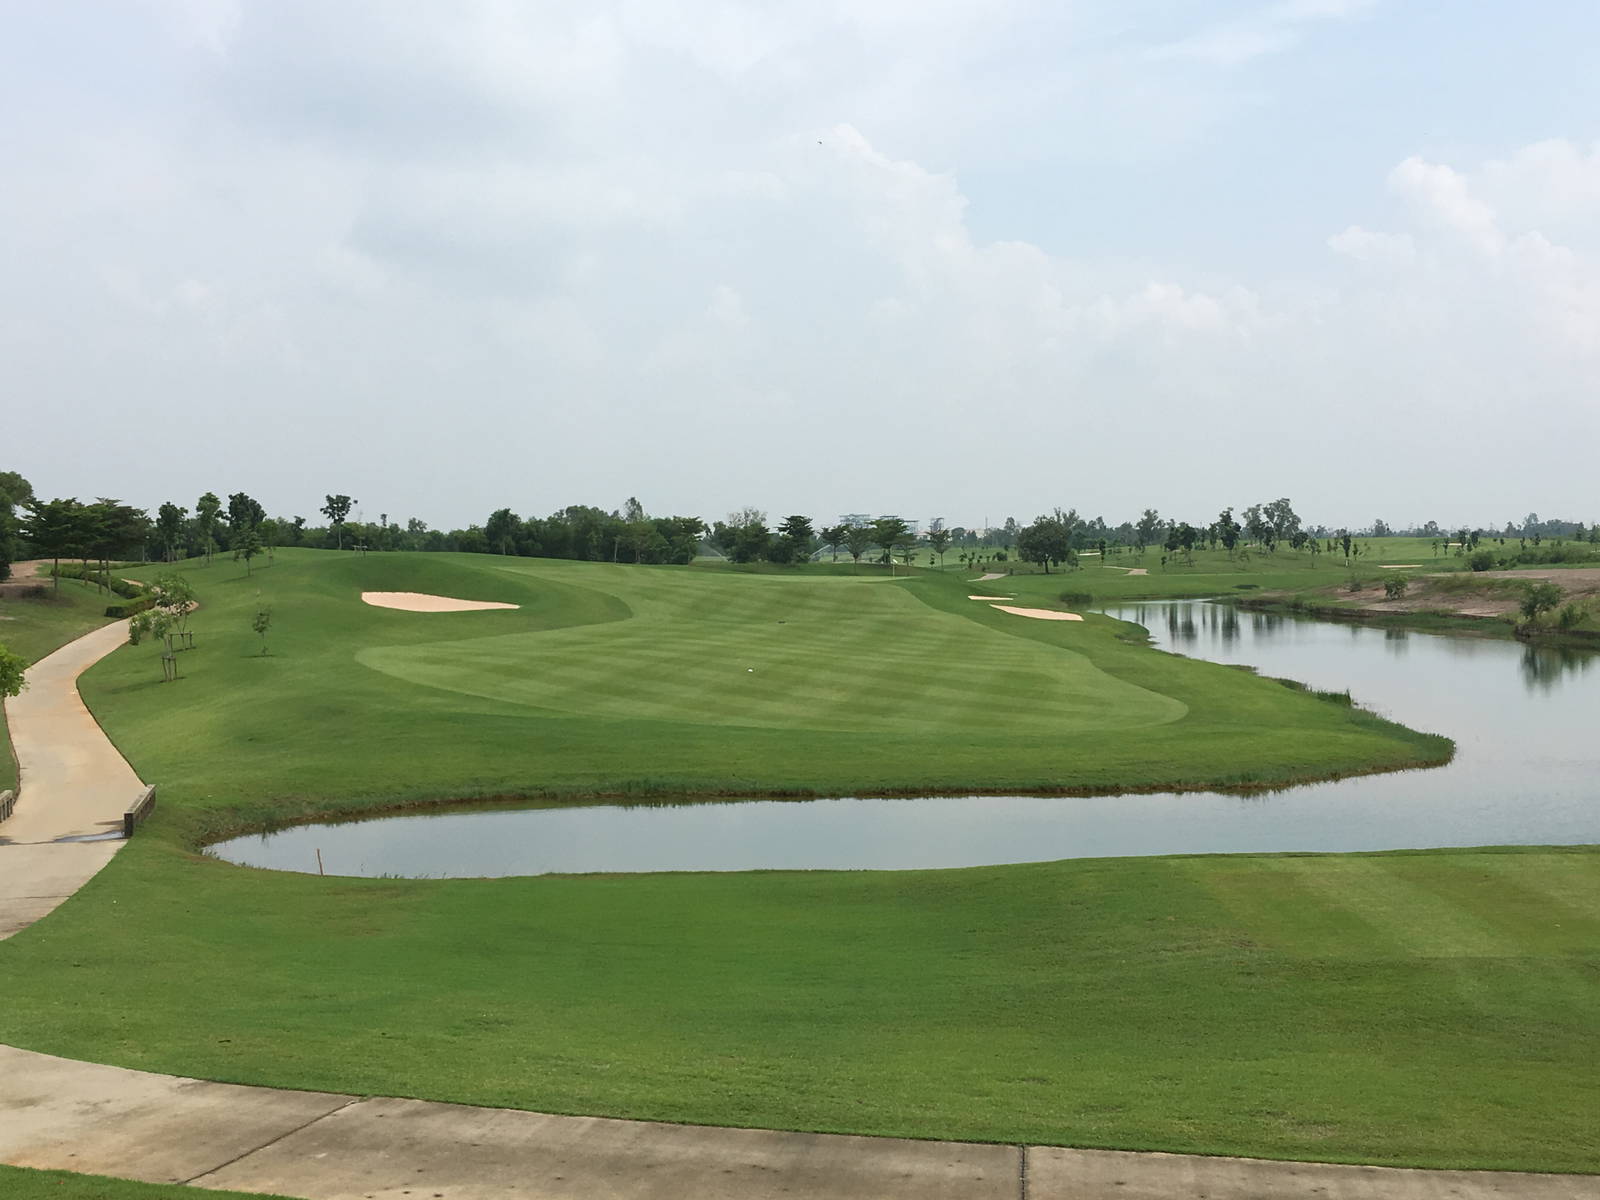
left=211, top=601, right=1600, bottom=877
left=1521, top=643, right=1595, bottom=693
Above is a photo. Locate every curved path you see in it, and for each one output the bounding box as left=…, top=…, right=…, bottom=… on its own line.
left=1, top=626, right=1596, bottom=1199
left=0, top=618, right=143, bottom=938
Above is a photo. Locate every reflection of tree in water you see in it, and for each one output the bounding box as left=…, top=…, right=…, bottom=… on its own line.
left=1218, top=605, right=1240, bottom=643
left=1520, top=643, right=1596, bottom=694
left=1248, top=611, right=1284, bottom=637
left=1384, top=627, right=1409, bottom=656
left=1165, top=605, right=1198, bottom=644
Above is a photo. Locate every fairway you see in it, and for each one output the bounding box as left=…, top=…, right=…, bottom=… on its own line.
left=358, top=569, right=1177, bottom=733
left=56, top=549, right=1446, bottom=839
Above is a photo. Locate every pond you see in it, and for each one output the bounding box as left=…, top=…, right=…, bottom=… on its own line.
left=211, top=602, right=1600, bottom=877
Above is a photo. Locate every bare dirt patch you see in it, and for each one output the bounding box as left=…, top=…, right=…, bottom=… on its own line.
left=361, top=592, right=520, bottom=613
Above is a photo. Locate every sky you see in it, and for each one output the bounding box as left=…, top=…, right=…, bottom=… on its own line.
left=4, top=1, right=1599, bottom=533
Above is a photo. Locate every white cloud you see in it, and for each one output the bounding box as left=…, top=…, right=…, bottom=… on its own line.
left=4, top=2, right=1598, bottom=530
left=1328, top=225, right=1416, bottom=266
left=1150, top=0, right=1377, bottom=66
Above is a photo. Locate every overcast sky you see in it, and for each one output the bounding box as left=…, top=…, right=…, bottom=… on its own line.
left=5, top=1, right=1599, bottom=533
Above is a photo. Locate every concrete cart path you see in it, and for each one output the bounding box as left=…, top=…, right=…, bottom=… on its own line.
left=0, top=617, right=144, bottom=938
left=2, top=627, right=1597, bottom=1199
left=4, top=1045, right=1597, bottom=1200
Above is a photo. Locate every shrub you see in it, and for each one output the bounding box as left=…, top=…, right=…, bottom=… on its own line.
left=1556, top=602, right=1586, bottom=631
left=1346, top=577, right=1363, bottom=593
left=1468, top=550, right=1496, bottom=572
left=1382, top=575, right=1408, bottom=600
left=1519, top=582, right=1564, bottom=624
left=106, top=595, right=157, bottom=619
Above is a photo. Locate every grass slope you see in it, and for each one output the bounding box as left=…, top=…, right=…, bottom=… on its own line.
left=72, top=549, right=1444, bottom=842
left=3, top=841, right=1595, bottom=1171
left=11, top=549, right=1591, bottom=1172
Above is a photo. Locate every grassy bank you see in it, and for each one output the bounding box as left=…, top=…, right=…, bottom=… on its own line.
left=3, top=840, right=1596, bottom=1171
left=64, top=549, right=1447, bottom=842
left=8, top=549, right=1596, bottom=1172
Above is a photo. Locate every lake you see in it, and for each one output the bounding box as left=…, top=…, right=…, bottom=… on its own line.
left=211, top=602, right=1599, bottom=876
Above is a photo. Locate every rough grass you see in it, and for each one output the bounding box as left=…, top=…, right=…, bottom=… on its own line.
left=0, top=1165, right=288, bottom=1199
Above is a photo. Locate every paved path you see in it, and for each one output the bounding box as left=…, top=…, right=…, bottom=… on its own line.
left=2, top=625, right=1596, bottom=1198
left=0, top=618, right=142, bottom=938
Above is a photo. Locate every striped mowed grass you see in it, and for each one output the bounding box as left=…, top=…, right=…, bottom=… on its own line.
left=357, top=561, right=1184, bottom=733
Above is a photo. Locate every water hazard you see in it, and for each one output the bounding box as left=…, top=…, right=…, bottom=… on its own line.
left=211, top=602, right=1599, bottom=876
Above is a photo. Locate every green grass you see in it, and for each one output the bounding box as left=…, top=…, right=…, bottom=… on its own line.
left=0, top=573, right=119, bottom=790
left=8, top=548, right=1594, bottom=1173
left=0, top=1165, right=290, bottom=1199
left=64, top=549, right=1444, bottom=840
left=2, top=840, right=1595, bottom=1171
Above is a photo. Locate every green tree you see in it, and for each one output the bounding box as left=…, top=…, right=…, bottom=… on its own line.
left=227, top=492, right=265, bottom=537
left=252, top=602, right=272, bottom=656
left=0, top=641, right=26, bottom=700
left=485, top=508, right=520, bottom=555
left=0, top=470, right=34, bottom=582
left=1520, top=582, right=1563, bottom=625
left=870, top=517, right=911, bottom=574
left=20, top=497, right=82, bottom=590
left=819, top=525, right=846, bottom=563
left=196, top=492, right=222, bottom=564
left=927, top=527, right=952, bottom=569
left=730, top=521, right=771, bottom=563
left=1216, top=507, right=1242, bottom=558
left=773, top=515, right=815, bottom=565
left=147, top=573, right=198, bottom=649
left=1017, top=514, right=1069, bottom=574
left=842, top=524, right=874, bottom=569
left=156, top=502, right=187, bottom=562
left=1134, top=508, right=1162, bottom=557
left=321, top=494, right=355, bottom=551
left=234, top=528, right=264, bottom=576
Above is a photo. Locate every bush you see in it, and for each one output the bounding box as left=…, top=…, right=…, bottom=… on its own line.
left=1469, top=550, right=1497, bottom=572
left=1346, top=577, right=1363, bottom=593
left=106, top=595, right=156, bottom=619
left=1519, top=582, right=1564, bottom=624
left=1557, top=602, right=1586, bottom=631
left=1382, top=575, right=1408, bottom=600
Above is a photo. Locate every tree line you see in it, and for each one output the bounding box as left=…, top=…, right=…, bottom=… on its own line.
left=4, top=471, right=1596, bottom=582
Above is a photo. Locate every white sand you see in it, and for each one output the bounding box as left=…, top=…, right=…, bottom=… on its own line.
left=989, top=604, right=1083, bottom=622
left=971, top=572, right=1007, bottom=582
left=1124, top=568, right=1149, bottom=576
left=1380, top=564, right=1422, bottom=568
left=361, top=591, right=520, bottom=613
left=968, top=595, right=1015, bottom=600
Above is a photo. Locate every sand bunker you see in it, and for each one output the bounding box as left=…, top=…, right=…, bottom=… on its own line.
left=1124, top=568, right=1149, bottom=576
left=990, top=604, right=1083, bottom=622
left=1380, top=564, right=1422, bottom=569
left=968, top=595, right=1015, bottom=600
left=361, top=592, right=520, bottom=613
left=970, top=572, right=1008, bottom=582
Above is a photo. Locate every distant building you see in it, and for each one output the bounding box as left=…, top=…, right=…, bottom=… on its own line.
left=840, top=513, right=873, bottom=528
left=928, top=517, right=946, bottom=534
